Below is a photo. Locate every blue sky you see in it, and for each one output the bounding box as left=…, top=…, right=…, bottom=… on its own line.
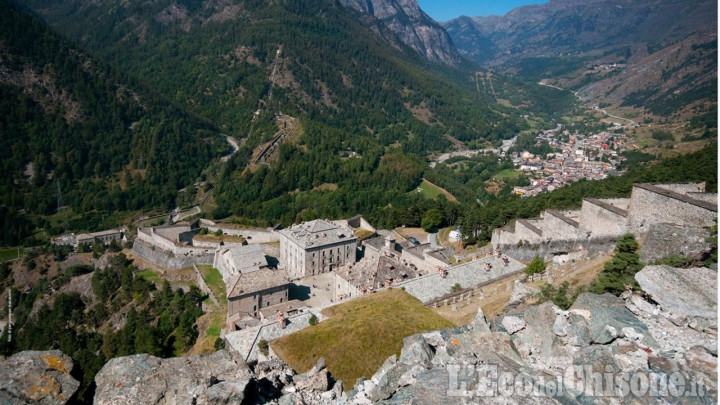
left=418, top=0, right=548, bottom=22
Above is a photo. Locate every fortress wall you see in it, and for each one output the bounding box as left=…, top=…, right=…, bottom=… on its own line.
left=131, top=238, right=214, bottom=270
left=402, top=250, right=437, bottom=274
left=558, top=210, right=581, bottom=220
left=687, top=193, right=718, bottom=205
left=628, top=185, right=717, bottom=235
left=203, top=226, right=278, bottom=244
left=496, top=236, right=619, bottom=263
left=653, top=183, right=706, bottom=194
left=542, top=210, right=580, bottom=240
left=192, top=239, right=246, bottom=249
left=334, top=272, right=361, bottom=300
left=579, top=199, right=629, bottom=238
left=423, top=250, right=451, bottom=269
left=514, top=219, right=543, bottom=244
left=599, top=198, right=631, bottom=211
left=492, top=228, right=517, bottom=248
left=137, top=229, right=177, bottom=252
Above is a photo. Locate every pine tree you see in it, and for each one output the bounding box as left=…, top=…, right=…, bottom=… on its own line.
left=590, top=234, right=643, bottom=295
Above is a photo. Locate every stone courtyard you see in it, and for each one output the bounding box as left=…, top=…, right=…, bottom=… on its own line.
left=289, top=272, right=337, bottom=308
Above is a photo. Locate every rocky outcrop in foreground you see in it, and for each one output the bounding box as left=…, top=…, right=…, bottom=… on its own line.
left=0, top=350, right=79, bottom=404
left=339, top=264, right=718, bottom=404
left=27, top=266, right=716, bottom=404
left=94, top=350, right=253, bottom=404
left=346, top=289, right=717, bottom=404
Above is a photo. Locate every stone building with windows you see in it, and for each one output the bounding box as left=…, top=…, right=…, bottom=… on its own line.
left=226, top=268, right=290, bottom=320
left=53, top=228, right=125, bottom=250
left=278, top=219, right=358, bottom=279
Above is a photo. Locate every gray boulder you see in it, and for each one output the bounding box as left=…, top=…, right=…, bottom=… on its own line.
left=93, top=350, right=252, bottom=405
left=469, top=306, right=491, bottom=333
left=293, top=357, right=331, bottom=393
left=635, top=265, right=717, bottom=319
left=0, top=350, right=79, bottom=405
left=398, top=334, right=433, bottom=367
left=366, top=361, right=412, bottom=402
left=571, top=293, right=658, bottom=348
left=501, top=315, right=526, bottom=335
left=508, top=279, right=540, bottom=306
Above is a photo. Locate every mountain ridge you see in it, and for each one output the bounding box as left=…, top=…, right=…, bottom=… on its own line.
left=338, top=0, right=460, bottom=65
left=444, top=0, right=717, bottom=65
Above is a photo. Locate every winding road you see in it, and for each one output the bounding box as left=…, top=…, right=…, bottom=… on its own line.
left=221, top=134, right=239, bottom=162
left=537, top=81, right=636, bottom=128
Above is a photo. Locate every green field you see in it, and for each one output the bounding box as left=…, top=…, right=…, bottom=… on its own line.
left=0, top=247, right=23, bottom=262
left=191, top=266, right=228, bottom=354
left=135, top=269, right=161, bottom=284
left=414, top=178, right=458, bottom=202
left=272, top=289, right=454, bottom=384
left=492, top=169, right=523, bottom=180
left=206, top=312, right=224, bottom=338
left=197, top=265, right=227, bottom=306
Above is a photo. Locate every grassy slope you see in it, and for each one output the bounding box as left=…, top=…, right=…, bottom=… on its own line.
left=415, top=178, right=458, bottom=202
left=271, top=289, right=453, bottom=384
left=189, top=265, right=227, bottom=354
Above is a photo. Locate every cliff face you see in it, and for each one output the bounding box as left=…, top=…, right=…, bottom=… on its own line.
left=338, top=0, right=460, bottom=65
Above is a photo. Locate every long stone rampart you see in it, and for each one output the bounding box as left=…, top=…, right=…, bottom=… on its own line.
left=687, top=193, right=718, bottom=204
left=193, top=265, right=219, bottom=307
left=492, top=183, right=717, bottom=259
left=497, top=236, right=620, bottom=263
left=651, top=182, right=706, bottom=194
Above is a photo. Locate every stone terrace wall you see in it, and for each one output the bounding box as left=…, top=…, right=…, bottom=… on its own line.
left=652, top=182, right=706, bottom=194
left=496, top=236, right=620, bottom=263
left=542, top=210, right=580, bottom=240
left=514, top=219, right=543, bottom=244
left=193, top=265, right=219, bottom=306
left=579, top=198, right=629, bottom=238
left=598, top=197, right=631, bottom=211
left=628, top=184, right=717, bottom=235
left=491, top=226, right=516, bottom=247
left=199, top=219, right=278, bottom=244
left=687, top=193, right=718, bottom=204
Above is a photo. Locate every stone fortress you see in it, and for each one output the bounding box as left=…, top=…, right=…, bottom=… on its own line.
left=492, top=182, right=717, bottom=262
left=126, top=181, right=716, bottom=363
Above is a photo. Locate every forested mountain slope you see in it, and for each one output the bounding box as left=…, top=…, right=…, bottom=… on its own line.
left=16, top=0, right=568, bottom=227
left=0, top=0, right=227, bottom=245
left=19, top=0, right=515, bottom=143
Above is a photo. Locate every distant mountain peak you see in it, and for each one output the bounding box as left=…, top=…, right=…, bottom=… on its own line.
left=338, top=0, right=460, bottom=65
